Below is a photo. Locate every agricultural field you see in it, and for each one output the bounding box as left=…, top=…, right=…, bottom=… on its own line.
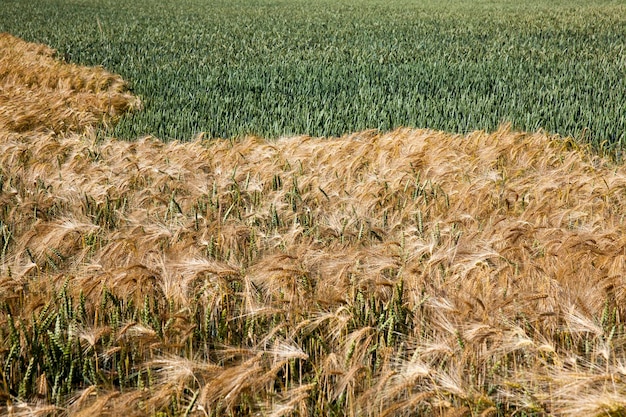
left=1, top=0, right=625, bottom=149
left=2, top=0, right=626, bottom=416
left=3, top=27, right=626, bottom=416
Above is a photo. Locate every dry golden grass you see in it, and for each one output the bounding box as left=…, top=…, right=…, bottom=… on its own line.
left=0, top=32, right=139, bottom=134
left=1, top=34, right=626, bottom=416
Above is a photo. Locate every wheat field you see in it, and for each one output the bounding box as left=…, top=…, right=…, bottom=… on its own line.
left=1, top=33, right=626, bottom=416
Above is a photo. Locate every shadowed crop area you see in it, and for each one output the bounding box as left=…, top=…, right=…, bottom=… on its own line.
left=2, top=33, right=626, bottom=416
left=0, top=0, right=625, bottom=149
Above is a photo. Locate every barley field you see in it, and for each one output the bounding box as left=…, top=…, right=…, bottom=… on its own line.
left=2, top=33, right=626, bottom=416
left=1, top=0, right=625, bottom=149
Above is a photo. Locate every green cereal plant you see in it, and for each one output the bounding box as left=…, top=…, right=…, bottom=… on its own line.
left=1, top=0, right=625, bottom=151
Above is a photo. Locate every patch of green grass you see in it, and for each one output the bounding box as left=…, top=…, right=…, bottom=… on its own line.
left=1, top=0, right=625, bottom=148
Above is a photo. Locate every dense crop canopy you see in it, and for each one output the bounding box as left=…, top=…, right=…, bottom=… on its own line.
left=2, top=33, right=626, bottom=416
left=0, top=0, right=625, bottom=150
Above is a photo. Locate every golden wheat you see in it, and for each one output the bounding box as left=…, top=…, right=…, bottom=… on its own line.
left=1, top=34, right=626, bottom=416
left=0, top=32, right=139, bottom=134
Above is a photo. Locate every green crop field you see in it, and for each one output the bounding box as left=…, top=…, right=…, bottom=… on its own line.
left=1, top=0, right=625, bottom=148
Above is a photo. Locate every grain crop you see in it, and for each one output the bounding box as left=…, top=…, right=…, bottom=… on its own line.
left=1, top=0, right=625, bottom=150
left=0, top=33, right=139, bottom=134
left=2, top=34, right=626, bottom=416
